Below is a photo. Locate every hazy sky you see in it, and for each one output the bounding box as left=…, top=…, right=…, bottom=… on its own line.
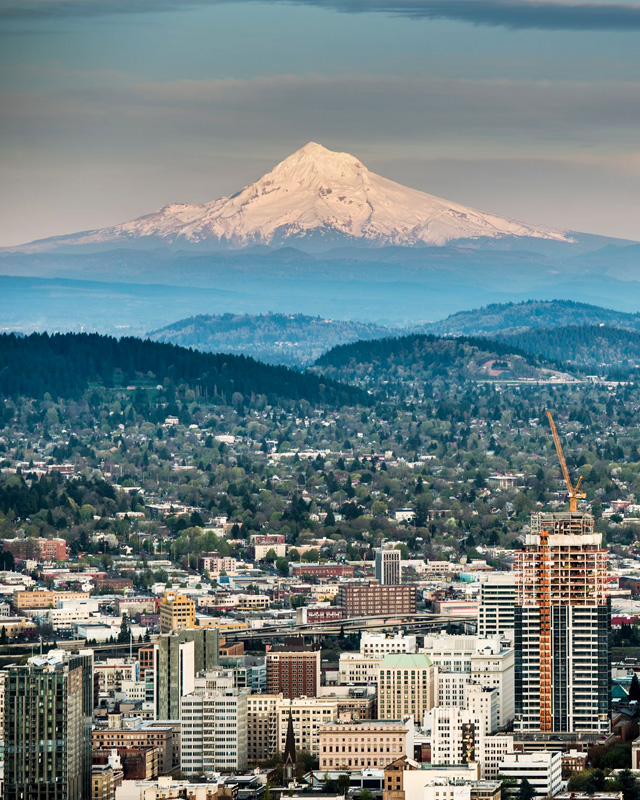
left=1, top=0, right=639, bottom=245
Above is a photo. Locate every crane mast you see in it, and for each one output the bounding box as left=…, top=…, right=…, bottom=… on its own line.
left=546, top=410, right=585, bottom=513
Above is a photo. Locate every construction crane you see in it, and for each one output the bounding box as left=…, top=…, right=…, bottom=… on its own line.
left=546, top=410, right=585, bottom=513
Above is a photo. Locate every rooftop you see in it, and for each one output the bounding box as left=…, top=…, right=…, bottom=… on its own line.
left=380, top=653, right=433, bottom=669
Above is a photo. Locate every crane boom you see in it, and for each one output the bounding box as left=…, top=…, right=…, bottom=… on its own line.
left=546, top=410, right=585, bottom=513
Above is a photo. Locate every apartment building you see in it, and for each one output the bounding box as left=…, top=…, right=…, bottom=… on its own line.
left=276, top=695, right=339, bottom=757
left=248, top=693, right=281, bottom=762
left=180, top=680, right=248, bottom=775
left=266, top=640, right=321, bottom=699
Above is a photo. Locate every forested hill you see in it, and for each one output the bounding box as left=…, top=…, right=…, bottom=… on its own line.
left=0, top=333, right=367, bottom=406
left=313, top=333, right=574, bottom=390
left=148, top=312, right=391, bottom=367
left=498, top=325, right=640, bottom=371
left=421, top=300, right=640, bottom=337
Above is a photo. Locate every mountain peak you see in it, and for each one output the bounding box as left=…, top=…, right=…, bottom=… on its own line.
left=264, top=141, right=368, bottom=189
left=8, top=142, right=573, bottom=252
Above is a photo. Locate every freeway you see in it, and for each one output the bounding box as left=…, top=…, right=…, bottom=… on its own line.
left=222, top=612, right=476, bottom=641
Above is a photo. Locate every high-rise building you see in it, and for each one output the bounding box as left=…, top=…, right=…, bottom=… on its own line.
left=514, top=512, right=609, bottom=734
left=377, top=653, right=435, bottom=723
left=155, top=628, right=220, bottom=719
left=375, top=547, right=401, bottom=586
left=266, top=640, right=321, bottom=699
left=159, top=591, right=196, bottom=633
left=3, top=650, right=93, bottom=800
left=180, top=670, right=248, bottom=774
left=477, top=574, right=516, bottom=642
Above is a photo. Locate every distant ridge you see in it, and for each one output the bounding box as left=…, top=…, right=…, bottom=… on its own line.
left=420, top=299, right=640, bottom=338
left=148, top=312, right=393, bottom=367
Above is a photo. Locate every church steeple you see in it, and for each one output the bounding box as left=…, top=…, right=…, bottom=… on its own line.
left=283, top=707, right=296, bottom=783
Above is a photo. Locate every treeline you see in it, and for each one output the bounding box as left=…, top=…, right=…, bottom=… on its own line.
left=0, top=332, right=367, bottom=406
left=499, top=325, right=640, bottom=370
left=314, top=333, right=551, bottom=388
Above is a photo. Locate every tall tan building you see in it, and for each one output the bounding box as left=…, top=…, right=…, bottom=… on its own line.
left=159, top=592, right=196, bottom=633
left=378, top=653, right=435, bottom=724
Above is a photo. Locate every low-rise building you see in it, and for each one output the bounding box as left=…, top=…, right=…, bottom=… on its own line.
left=319, top=719, right=414, bottom=770
left=498, top=752, right=563, bottom=799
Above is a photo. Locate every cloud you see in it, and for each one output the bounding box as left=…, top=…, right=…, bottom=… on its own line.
left=2, top=0, right=640, bottom=31
left=3, top=72, right=640, bottom=156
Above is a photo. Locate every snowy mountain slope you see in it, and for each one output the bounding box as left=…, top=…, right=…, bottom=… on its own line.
left=9, top=142, right=572, bottom=252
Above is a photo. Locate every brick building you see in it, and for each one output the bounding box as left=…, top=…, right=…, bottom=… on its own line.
left=266, top=640, right=321, bottom=699
left=290, top=563, right=355, bottom=579
left=2, top=537, right=67, bottom=562
left=337, top=582, right=417, bottom=618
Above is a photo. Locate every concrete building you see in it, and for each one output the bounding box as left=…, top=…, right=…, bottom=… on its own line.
left=12, top=589, right=89, bottom=612
left=361, top=631, right=417, bottom=656
left=338, top=583, right=417, bottom=618
left=375, top=547, right=402, bottom=586
left=429, top=685, right=513, bottom=779
left=338, top=652, right=383, bottom=685
left=276, top=695, right=340, bottom=757
left=248, top=693, right=281, bottom=762
left=155, top=629, right=220, bottom=720
left=159, top=592, right=196, bottom=633
left=266, top=640, right=321, bottom=699
left=514, top=512, right=610, bottom=734
left=378, top=653, right=435, bottom=723
left=477, top=574, right=516, bottom=642
left=421, top=634, right=515, bottom=727
left=383, top=758, right=485, bottom=800
left=94, top=657, right=139, bottom=693
left=339, top=632, right=417, bottom=686
left=180, top=671, right=248, bottom=774
left=3, top=650, right=93, bottom=800
left=498, top=752, right=563, bottom=799
left=319, top=719, right=414, bottom=770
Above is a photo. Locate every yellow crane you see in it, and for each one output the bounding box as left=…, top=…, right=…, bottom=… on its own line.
left=546, top=410, right=585, bottom=513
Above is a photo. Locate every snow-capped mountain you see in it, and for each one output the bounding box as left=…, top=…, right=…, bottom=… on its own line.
left=12, top=142, right=572, bottom=252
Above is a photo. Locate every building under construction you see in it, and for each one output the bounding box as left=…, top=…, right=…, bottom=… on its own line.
left=514, top=511, right=610, bottom=735
left=514, top=413, right=610, bottom=735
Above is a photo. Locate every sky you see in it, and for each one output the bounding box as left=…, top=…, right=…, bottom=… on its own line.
left=0, top=0, right=639, bottom=245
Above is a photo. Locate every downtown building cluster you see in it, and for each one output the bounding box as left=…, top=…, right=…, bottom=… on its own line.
left=0, top=508, right=618, bottom=800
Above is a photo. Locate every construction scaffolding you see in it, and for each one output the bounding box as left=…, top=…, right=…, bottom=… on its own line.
left=515, top=510, right=609, bottom=733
